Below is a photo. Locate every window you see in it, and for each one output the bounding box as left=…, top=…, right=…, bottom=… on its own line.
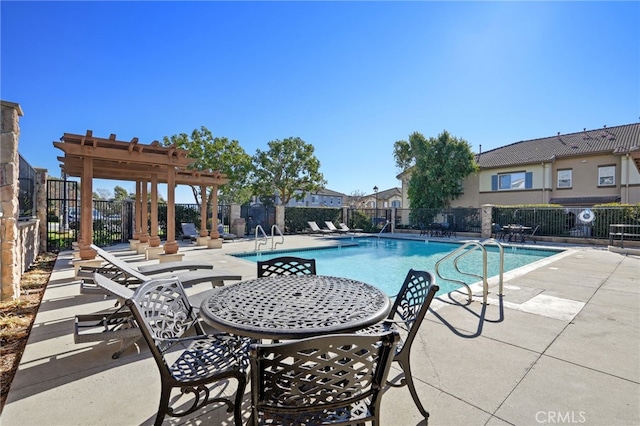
left=557, top=169, right=572, bottom=188
left=492, top=172, right=532, bottom=190
left=311, top=195, right=319, bottom=204
left=337, top=197, right=342, bottom=205
left=391, top=200, right=401, bottom=207
left=598, top=166, right=615, bottom=186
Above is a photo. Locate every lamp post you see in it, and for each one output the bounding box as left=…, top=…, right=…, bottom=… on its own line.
left=373, top=186, right=378, bottom=227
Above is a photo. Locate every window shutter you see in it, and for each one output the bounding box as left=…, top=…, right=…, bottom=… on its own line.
left=491, top=175, right=498, bottom=191
left=525, top=172, right=533, bottom=189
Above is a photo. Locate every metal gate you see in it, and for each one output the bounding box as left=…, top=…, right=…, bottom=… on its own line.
left=46, top=179, right=79, bottom=252
left=241, top=204, right=275, bottom=235
left=46, top=180, right=134, bottom=251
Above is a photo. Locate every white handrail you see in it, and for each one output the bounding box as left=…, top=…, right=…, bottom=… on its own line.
left=377, top=220, right=391, bottom=238
left=254, top=225, right=268, bottom=251
left=271, top=225, right=285, bottom=250
left=434, top=238, right=504, bottom=305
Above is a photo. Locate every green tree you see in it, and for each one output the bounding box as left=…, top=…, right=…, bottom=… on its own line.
left=113, top=185, right=130, bottom=201
left=94, top=188, right=111, bottom=200
left=163, top=126, right=253, bottom=205
left=394, top=130, right=478, bottom=209
left=251, top=137, right=326, bottom=206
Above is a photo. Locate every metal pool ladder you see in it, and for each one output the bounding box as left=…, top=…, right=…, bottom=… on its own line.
left=271, top=224, right=284, bottom=250
left=254, top=224, right=285, bottom=251
left=255, top=225, right=268, bottom=251
left=434, top=238, right=504, bottom=304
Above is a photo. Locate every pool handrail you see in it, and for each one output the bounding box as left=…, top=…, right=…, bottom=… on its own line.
left=434, top=239, right=504, bottom=305
left=271, top=224, right=284, bottom=250
left=377, top=220, right=391, bottom=238
left=255, top=225, right=268, bottom=251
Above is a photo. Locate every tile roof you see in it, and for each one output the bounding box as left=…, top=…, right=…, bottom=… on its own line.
left=476, top=123, right=640, bottom=169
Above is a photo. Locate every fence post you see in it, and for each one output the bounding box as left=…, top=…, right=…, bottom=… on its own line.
left=481, top=204, right=494, bottom=239
left=36, top=168, right=48, bottom=251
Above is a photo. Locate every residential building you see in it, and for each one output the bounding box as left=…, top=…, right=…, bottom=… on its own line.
left=399, top=123, right=640, bottom=208
left=283, top=188, right=347, bottom=208
left=361, top=187, right=402, bottom=209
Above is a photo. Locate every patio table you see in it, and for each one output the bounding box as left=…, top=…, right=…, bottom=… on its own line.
left=503, top=224, right=532, bottom=243
left=199, top=275, right=392, bottom=340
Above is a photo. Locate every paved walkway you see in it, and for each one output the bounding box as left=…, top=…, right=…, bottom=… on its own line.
left=2, top=235, right=639, bottom=425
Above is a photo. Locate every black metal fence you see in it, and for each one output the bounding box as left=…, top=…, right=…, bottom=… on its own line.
left=492, top=205, right=640, bottom=240
left=395, top=207, right=483, bottom=234
left=158, top=203, right=232, bottom=238
left=18, top=154, right=37, bottom=219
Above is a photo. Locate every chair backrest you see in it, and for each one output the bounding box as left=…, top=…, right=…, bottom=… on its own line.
left=125, top=277, right=200, bottom=359
left=249, top=331, right=399, bottom=425
left=324, top=221, right=338, bottom=231
left=181, top=222, right=198, bottom=237
left=89, top=243, right=148, bottom=282
left=257, top=256, right=317, bottom=277
left=307, top=221, right=321, bottom=231
left=530, top=225, right=540, bottom=236
left=389, top=269, right=439, bottom=354
left=339, top=223, right=350, bottom=231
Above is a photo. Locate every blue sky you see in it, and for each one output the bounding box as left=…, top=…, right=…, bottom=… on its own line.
left=2, top=1, right=639, bottom=203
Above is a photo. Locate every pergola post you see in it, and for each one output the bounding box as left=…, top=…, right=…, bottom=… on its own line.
left=133, top=180, right=141, bottom=240
left=163, top=168, right=178, bottom=254
left=148, top=173, right=160, bottom=248
left=139, top=180, right=149, bottom=243
left=79, top=156, right=96, bottom=260
left=210, top=184, right=220, bottom=239
left=199, top=185, right=208, bottom=237
left=207, top=184, right=222, bottom=249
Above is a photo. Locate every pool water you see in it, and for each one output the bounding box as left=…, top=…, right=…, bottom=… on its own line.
left=234, top=238, right=562, bottom=296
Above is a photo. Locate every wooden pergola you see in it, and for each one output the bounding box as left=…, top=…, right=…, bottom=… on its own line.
left=54, top=130, right=228, bottom=260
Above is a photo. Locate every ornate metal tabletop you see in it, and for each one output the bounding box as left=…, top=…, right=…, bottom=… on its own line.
left=199, top=275, right=392, bottom=340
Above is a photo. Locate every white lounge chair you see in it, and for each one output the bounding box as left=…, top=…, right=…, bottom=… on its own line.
left=307, top=221, right=333, bottom=235
left=339, top=222, right=363, bottom=233
left=217, top=224, right=237, bottom=240
left=325, top=221, right=348, bottom=233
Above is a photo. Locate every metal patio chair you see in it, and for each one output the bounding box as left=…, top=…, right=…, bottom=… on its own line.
left=257, top=256, right=317, bottom=277
left=359, top=268, right=439, bottom=421
left=125, top=277, right=251, bottom=426
left=523, top=224, right=540, bottom=244
left=248, top=331, right=399, bottom=425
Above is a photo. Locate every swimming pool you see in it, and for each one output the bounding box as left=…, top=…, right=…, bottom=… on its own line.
left=233, top=238, right=563, bottom=296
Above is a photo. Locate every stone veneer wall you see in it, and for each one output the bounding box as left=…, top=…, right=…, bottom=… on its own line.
left=1, top=100, right=23, bottom=300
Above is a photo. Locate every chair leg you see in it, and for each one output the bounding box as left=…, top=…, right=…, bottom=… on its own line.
left=233, top=374, right=247, bottom=426
left=154, top=385, right=172, bottom=426
left=398, top=358, right=429, bottom=420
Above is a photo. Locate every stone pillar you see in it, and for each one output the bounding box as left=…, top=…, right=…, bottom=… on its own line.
left=230, top=204, right=245, bottom=236
left=1, top=100, right=23, bottom=301
left=275, top=205, right=285, bottom=233
left=390, top=208, right=396, bottom=233
left=481, top=204, right=494, bottom=239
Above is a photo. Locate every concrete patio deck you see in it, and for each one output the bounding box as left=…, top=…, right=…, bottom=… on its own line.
left=2, top=234, right=639, bottom=425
